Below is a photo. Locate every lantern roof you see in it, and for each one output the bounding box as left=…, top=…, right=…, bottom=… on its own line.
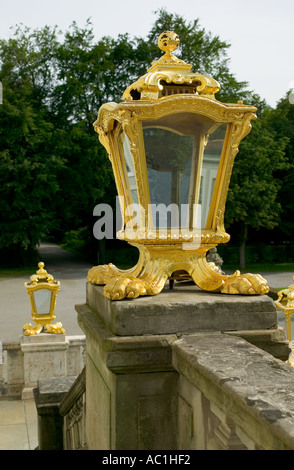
left=123, top=31, right=220, bottom=102
left=25, top=261, right=59, bottom=287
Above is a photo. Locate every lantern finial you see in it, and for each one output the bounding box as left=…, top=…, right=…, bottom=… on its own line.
left=157, top=31, right=180, bottom=53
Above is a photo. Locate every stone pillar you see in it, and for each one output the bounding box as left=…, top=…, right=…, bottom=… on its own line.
left=76, top=282, right=289, bottom=450
left=34, top=376, right=76, bottom=450
left=21, top=333, right=69, bottom=399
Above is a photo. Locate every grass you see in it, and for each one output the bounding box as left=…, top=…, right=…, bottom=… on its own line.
left=0, top=267, right=35, bottom=279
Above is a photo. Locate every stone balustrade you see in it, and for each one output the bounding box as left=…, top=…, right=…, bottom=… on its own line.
left=72, top=283, right=294, bottom=450
left=22, top=282, right=294, bottom=450
left=173, top=333, right=294, bottom=450
left=34, top=328, right=294, bottom=450
left=59, top=366, right=86, bottom=450
left=0, top=335, right=85, bottom=399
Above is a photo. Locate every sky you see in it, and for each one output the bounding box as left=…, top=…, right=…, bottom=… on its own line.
left=1, top=0, right=294, bottom=108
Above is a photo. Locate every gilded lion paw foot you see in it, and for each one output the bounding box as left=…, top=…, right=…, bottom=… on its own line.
left=104, top=276, right=148, bottom=300
left=87, top=264, right=120, bottom=285
left=220, top=272, right=269, bottom=295
left=23, top=323, right=43, bottom=335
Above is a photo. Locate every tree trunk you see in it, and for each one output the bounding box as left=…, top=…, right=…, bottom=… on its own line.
left=239, top=222, right=248, bottom=270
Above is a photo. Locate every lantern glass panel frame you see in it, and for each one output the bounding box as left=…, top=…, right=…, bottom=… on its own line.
left=115, top=112, right=231, bottom=237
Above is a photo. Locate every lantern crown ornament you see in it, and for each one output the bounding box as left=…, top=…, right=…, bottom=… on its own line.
left=88, top=31, right=269, bottom=300
left=123, top=31, right=220, bottom=101
left=23, top=262, right=65, bottom=335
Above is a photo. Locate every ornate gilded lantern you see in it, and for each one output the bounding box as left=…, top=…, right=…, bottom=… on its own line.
left=23, top=262, right=65, bottom=335
left=88, top=31, right=269, bottom=300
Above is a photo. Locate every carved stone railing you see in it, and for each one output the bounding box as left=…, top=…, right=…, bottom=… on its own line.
left=76, top=283, right=294, bottom=450
left=173, top=333, right=294, bottom=450
left=59, top=367, right=87, bottom=450
left=0, top=340, right=23, bottom=397
left=34, top=367, right=86, bottom=450
left=32, top=283, right=294, bottom=450
left=34, top=332, right=294, bottom=450
left=0, top=335, right=85, bottom=399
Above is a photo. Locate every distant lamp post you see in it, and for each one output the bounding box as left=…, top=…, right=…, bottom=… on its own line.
left=88, top=31, right=269, bottom=300
left=274, top=278, right=294, bottom=367
left=23, top=262, right=65, bottom=335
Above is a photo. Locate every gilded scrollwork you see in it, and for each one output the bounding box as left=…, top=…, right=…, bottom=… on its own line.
left=123, top=31, right=220, bottom=101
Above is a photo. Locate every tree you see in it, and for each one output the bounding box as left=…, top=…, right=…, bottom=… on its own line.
left=0, top=74, right=65, bottom=265
left=224, top=115, right=289, bottom=268
left=262, top=92, right=294, bottom=240
left=0, top=22, right=115, bottom=265
left=1, top=10, right=288, bottom=266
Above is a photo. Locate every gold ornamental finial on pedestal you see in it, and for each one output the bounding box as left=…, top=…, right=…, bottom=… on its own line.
left=274, top=278, right=294, bottom=366
left=23, top=262, right=65, bottom=335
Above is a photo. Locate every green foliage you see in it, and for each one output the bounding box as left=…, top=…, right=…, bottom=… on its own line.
left=262, top=93, right=294, bottom=237
left=225, top=117, right=289, bottom=231
left=0, top=60, right=64, bottom=263
left=224, top=111, right=290, bottom=267
left=0, top=20, right=115, bottom=265
left=0, top=9, right=293, bottom=267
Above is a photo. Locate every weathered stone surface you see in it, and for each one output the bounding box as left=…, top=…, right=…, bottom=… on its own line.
left=78, top=282, right=293, bottom=450
left=76, top=303, right=177, bottom=374
left=172, top=333, right=294, bottom=450
left=36, top=376, right=77, bottom=405
left=226, top=327, right=290, bottom=361
left=21, top=333, right=69, bottom=399
left=34, top=376, right=77, bottom=451
left=86, top=282, right=277, bottom=336
left=77, top=302, right=178, bottom=450
left=0, top=335, right=85, bottom=399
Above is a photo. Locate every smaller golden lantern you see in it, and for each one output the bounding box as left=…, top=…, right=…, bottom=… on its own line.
left=23, top=262, right=65, bottom=335
left=274, top=278, right=294, bottom=367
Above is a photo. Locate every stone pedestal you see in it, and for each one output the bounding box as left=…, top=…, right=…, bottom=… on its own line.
left=21, top=333, right=69, bottom=399
left=34, top=376, right=76, bottom=450
left=76, top=282, right=289, bottom=450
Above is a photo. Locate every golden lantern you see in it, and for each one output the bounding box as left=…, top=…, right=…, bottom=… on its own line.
left=88, top=31, right=269, bottom=300
left=23, top=262, right=65, bottom=335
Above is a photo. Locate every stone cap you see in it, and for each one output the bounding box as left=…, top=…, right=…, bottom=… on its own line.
left=172, top=333, right=294, bottom=449
left=35, top=376, right=77, bottom=405
left=85, top=283, right=278, bottom=337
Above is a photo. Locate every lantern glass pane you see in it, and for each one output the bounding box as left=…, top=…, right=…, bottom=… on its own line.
left=34, top=288, right=52, bottom=315
left=118, top=131, right=141, bottom=226
left=199, top=123, right=227, bottom=227
left=119, top=132, right=139, bottom=205
left=142, top=113, right=227, bottom=229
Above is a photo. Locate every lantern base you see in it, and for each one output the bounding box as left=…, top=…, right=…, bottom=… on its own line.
left=87, top=244, right=269, bottom=300
left=23, top=321, right=65, bottom=336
